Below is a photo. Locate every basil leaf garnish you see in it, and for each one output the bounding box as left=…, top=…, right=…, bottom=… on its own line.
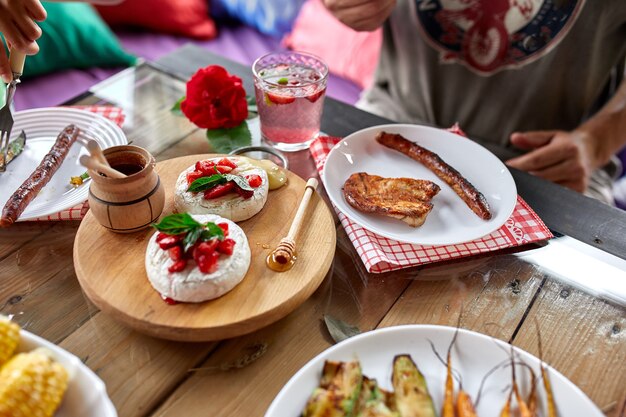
left=225, top=174, right=253, bottom=191
left=201, top=223, right=225, bottom=241
left=183, top=227, right=203, bottom=252
left=187, top=174, right=227, bottom=193
left=153, top=214, right=226, bottom=250
left=152, top=213, right=201, bottom=235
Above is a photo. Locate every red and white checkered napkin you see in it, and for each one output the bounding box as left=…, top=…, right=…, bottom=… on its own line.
left=31, top=105, right=126, bottom=222
left=310, top=134, right=553, bottom=274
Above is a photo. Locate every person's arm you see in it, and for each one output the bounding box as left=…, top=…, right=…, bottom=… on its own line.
left=322, top=0, right=396, bottom=31
left=0, top=0, right=46, bottom=83
left=506, top=79, right=626, bottom=193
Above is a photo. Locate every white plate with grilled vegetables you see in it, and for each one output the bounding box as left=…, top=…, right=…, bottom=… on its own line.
left=265, top=325, right=603, bottom=417
left=1, top=320, right=117, bottom=417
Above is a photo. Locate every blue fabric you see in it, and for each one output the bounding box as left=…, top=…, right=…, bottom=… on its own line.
left=212, top=0, right=306, bottom=38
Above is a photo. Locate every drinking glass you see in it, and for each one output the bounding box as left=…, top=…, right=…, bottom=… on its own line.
left=252, top=51, right=328, bottom=152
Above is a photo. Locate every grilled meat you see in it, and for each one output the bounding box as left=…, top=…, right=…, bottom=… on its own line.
left=376, top=131, right=492, bottom=220
left=343, top=172, right=440, bottom=227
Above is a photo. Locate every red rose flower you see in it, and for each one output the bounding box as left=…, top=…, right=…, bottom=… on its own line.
left=181, top=65, right=248, bottom=129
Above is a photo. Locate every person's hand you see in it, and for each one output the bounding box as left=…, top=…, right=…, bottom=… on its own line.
left=505, top=130, right=596, bottom=192
left=0, top=0, right=46, bottom=82
left=322, top=0, right=396, bottom=31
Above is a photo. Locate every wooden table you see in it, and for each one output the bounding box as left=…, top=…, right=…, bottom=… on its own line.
left=1, top=45, right=624, bottom=417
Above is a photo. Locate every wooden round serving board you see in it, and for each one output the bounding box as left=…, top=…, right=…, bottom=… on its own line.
left=73, top=154, right=336, bottom=342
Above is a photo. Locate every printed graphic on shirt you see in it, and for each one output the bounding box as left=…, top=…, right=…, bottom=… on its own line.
left=414, top=0, right=585, bottom=74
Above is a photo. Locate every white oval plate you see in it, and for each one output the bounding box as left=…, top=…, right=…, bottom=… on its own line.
left=18, top=329, right=117, bottom=417
left=322, top=124, right=517, bottom=245
left=265, top=325, right=603, bottom=417
left=0, top=108, right=127, bottom=222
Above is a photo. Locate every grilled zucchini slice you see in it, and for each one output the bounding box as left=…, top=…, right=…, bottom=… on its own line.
left=303, top=360, right=363, bottom=417
left=354, top=377, right=398, bottom=417
left=303, top=387, right=348, bottom=417
left=391, top=355, right=437, bottom=417
left=359, top=401, right=400, bottom=417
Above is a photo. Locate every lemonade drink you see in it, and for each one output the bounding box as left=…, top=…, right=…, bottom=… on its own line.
left=253, top=52, right=328, bottom=151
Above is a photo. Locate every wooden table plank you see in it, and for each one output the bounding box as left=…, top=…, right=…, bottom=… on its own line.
left=379, top=255, right=545, bottom=339
left=59, top=312, right=218, bottom=416
left=0, top=222, right=83, bottom=337
left=0, top=222, right=55, bottom=263
left=512, top=278, right=626, bottom=417
left=3, top=266, right=97, bottom=344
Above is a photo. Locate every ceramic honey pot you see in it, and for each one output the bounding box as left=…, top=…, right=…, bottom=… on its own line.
left=87, top=145, right=165, bottom=233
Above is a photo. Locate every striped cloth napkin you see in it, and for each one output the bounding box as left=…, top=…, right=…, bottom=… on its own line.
left=309, top=133, right=553, bottom=273
left=32, top=106, right=126, bottom=222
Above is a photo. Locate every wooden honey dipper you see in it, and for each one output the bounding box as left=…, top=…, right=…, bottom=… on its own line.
left=267, top=178, right=318, bottom=272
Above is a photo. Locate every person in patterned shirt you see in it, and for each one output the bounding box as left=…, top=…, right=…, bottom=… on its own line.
left=323, top=0, right=626, bottom=205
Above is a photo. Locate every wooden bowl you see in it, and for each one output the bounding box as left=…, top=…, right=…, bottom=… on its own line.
left=87, top=145, right=165, bottom=233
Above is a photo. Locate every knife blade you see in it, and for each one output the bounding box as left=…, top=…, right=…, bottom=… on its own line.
left=0, top=49, right=25, bottom=172
left=0, top=130, right=26, bottom=167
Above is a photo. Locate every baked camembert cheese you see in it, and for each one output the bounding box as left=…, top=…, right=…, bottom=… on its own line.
left=146, top=213, right=251, bottom=303
left=174, top=157, right=269, bottom=222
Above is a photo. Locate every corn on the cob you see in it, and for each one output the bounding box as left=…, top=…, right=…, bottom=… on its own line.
left=0, top=317, right=20, bottom=367
left=0, top=349, right=69, bottom=417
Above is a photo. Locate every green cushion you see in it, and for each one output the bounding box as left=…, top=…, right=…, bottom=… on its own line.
left=17, top=2, right=136, bottom=78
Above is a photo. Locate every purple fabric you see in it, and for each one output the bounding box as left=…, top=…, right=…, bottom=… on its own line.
left=14, top=67, right=120, bottom=110
left=14, top=24, right=361, bottom=111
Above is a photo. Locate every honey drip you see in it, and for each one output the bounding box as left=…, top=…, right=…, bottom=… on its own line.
left=266, top=250, right=297, bottom=272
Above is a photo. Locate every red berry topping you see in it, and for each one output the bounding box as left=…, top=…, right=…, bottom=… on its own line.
left=217, top=222, right=229, bottom=236
left=196, top=251, right=219, bottom=274
left=215, top=165, right=233, bottom=174
left=162, top=296, right=178, bottom=305
left=186, top=242, right=199, bottom=259
left=217, top=238, right=236, bottom=255
left=266, top=92, right=295, bottom=105
left=158, top=235, right=182, bottom=250
left=168, top=246, right=184, bottom=261
left=217, top=157, right=238, bottom=169
left=186, top=170, right=205, bottom=185
left=306, top=88, right=326, bottom=103
left=204, top=182, right=236, bottom=199
left=168, top=259, right=187, bottom=273
left=246, top=174, right=262, bottom=188
left=156, top=232, right=169, bottom=242
left=195, top=160, right=219, bottom=175
left=196, top=239, right=219, bottom=256
left=234, top=186, right=254, bottom=199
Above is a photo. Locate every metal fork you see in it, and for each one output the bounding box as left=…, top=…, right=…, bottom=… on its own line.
left=0, top=49, right=26, bottom=172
